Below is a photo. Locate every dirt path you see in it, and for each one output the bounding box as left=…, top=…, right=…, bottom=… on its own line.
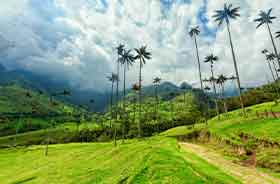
left=180, top=142, right=280, bottom=184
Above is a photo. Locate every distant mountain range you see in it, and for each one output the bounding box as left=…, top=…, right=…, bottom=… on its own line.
left=0, top=64, right=240, bottom=112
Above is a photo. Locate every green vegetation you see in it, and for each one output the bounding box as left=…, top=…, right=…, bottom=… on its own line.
left=0, top=136, right=240, bottom=184
left=0, top=92, right=204, bottom=148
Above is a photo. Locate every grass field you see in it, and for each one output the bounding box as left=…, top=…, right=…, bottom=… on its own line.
left=0, top=136, right=241, bottom=184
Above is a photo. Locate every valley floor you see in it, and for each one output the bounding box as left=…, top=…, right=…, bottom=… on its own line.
left=1, top=101, right=280, bottom=183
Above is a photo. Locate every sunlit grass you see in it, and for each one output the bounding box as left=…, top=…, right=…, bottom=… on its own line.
left=0, top=136, right=240, bottom=184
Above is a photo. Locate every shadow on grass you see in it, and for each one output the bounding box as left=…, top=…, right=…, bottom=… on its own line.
left=12, top=176, right=37, bottom=184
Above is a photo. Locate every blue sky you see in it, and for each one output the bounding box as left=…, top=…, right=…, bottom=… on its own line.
left=0, top=0, right=280, bottom=91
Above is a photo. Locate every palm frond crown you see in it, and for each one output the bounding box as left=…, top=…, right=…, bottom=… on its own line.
left=153, top=77, right=162, bottom=85
left=254, top=8, right=276, bottom=29
left=116, top=44, right=125, bottom=56
left=275, top=31, right=280, bottom=38
left=213, top=3, right=240, bottom=26
left=107, top=73, right=119, bottom=82
left=204, top=86, right=211, bottom=91
left=120, top=49, right=135, bottom=68
left=189, top=26, right=200, bottom=37
left=134, top=46, right=152, bottom=66
left=204, top=54, right=219, bottom=65
left=262, top=49, right=269, bottom=54
left=266, top=53, right=276, bottom=61
left=216, top=74, right=227, bottom=84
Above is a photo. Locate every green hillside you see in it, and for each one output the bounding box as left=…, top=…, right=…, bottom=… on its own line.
left=0, top=85, right=69, bottom=113
left=166, top=101, right=280, bottom=176
left=0, top=85, right=75, bottom=136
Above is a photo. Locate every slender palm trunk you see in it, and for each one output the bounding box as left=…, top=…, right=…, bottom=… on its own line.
left=267, top=60, right=276, bottom=81
left=122, top=63, right=127, bottom=141
left=272, top=61, right=279, bottom=79
left=133, top=97, right=136, bottom=124
left=138, top=60, right=142, bottom=137
left=155, top=86, right=159, bottom=132
left=110, top=82, right=114, bottom=128
left=267, top=60, right=277, bottom=82
left=270, top=61, right=280, bottom=99
left=116, top=59, right=120, bottom=102
left=170, top=101, right=174, bottom=122
left=45, top=95, right=54, bottom=156
left=123, top=63, right=126, bottom=106
left=154, top=85, right=158, bottom=117
left=113, top=123, right=117, bottom=147
left=194, top=36, right=203, bottom=90
left=221, top=84, right=228, bottom=113
left=211, top=66, right=219, bottom=117
left=267, top=23, right=280, bottom=69
left=226, top=22, right=246, bottom=116
left=45, top=134, right=49, bottom=156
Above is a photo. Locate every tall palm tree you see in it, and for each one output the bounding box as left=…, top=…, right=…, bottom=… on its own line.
left=262, top=49, right=276, bottom=81
left=255, top=9, right=280, bottom=68
left=116, top=44, right=125, bottom=102
left=107, top=73, right=118, bottom=125
left=204, top=85, right=211, bottom=122
left=180, top=84, right=188, bottom=104
left=213, top=3, right=245, bottom=116
left=134, top=46, right=151, bottom=137
left=168, top=92, right=176, bottom=123
left=120, top=49, right=135, bottom=141
left=45, top=89, right=71, bottom=156
left=132, top=83, right=140, bottom=124
left=120, top=49, right=135, bottom=110
left=153, top=77, right=162, bottom=120
left=204, top=54, right=219, bottom=117
left=107, top=73, right=118, bottom=146
left=216, top=74, right=228, bottom=113
left=189, top=26, right=203, bottom=90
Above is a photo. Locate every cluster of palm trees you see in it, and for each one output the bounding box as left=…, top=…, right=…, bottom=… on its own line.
left=190, top=4, right=243, bottom=116
left=189, top=4, right=280, bottom=117
left=107, top=44, right=151, bottom=141
left=105, top=4, right=280, bottom=141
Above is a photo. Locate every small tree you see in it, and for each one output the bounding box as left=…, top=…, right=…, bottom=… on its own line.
left=45, top=89, right=71, bottom=156
left=216, top=75, right=229, bottom=113
left=204, top=54, right=219, bottom=117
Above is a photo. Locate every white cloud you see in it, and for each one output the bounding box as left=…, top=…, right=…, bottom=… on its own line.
left=0, top=0, right=280, bottom=91
left=206, top=0, right=280, bottom=87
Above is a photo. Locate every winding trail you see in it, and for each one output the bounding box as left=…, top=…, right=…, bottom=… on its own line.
left=180, top=142, right=280, bottom=184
